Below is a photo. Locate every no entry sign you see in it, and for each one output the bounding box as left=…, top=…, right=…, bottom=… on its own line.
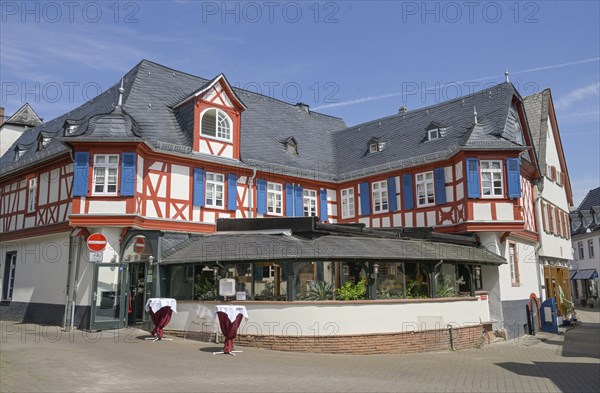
left=134, top=237, right=145, bottom=254
left=87, top=233, right=108, bottom=252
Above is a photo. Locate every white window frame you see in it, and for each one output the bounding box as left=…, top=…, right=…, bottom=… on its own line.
left=93, top=154, right=119, bottom=196
left=416, top=171, right=435, bottom=207
left=588, top=239, right=595, bottom=258
left=428, top=128, right=440, bottom=140
left=303, top=189, right=318, bottom=217
left=200, top=108, right=233, bottom=142
left=508, top=242, right=520, bottom=286
left=262, top=265, right=276, bottom=280
left=480, top=160, right=504, bottom=197
left=27, top=177, right=37, bottom=213
left=578, top=241, right=584, bottom=259
left=372, top=181, right=389, bottom=213
left=341, top=188, right=355, bottom=219
left=369, top=143, right=378, bottom=153
left=267, top=182, right=283, bottom=216
left=205, top=172, right=225, bottom=209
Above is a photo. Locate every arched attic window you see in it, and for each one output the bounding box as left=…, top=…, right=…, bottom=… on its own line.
left=201, top=108, right=232, bottom=141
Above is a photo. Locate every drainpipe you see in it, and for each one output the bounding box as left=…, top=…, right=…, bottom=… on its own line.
left=248, top=168, right=257, bottom=218
left=533, top=181, right=545, bottom=301
left=70, top=234, right=83, bottom=330
left=63, top=229, right=76, bottom=329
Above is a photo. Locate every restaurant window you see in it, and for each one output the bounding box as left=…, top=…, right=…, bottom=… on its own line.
left=375, top=262, right=405, bottom=299
left=403, top=263, right=431, bottom=298
left=254, top=263, right=286, bottom=300
left=295, top=261, right=334, bottom=300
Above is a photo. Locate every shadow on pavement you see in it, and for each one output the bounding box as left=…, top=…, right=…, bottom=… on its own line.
left=496, top=361, right=600, bottom=393
left=199, top=346, right=226, bottom=353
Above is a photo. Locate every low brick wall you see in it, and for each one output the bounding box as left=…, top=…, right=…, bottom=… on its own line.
left=166, top=324, right=483, bottom=354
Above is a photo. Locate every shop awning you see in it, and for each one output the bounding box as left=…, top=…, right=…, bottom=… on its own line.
left=160, top=232, right=506, bottom=266
left=570, top=269, right=599, bottom=280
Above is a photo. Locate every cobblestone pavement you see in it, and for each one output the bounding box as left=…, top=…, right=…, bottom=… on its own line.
left=1, top=308, right=598, bottom=393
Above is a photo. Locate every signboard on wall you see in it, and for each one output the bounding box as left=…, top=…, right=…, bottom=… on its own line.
left=89, top=251, right=103, bottom=263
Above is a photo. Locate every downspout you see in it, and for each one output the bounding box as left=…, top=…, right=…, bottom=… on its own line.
left=248, top=167, right=257, bottom=218
left=63, top=229, right=76, bottom=329
left=533, top=181, right=545, bottom=301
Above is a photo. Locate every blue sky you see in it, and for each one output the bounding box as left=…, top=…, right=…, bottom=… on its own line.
left=1, top=1, right=598, bottom=205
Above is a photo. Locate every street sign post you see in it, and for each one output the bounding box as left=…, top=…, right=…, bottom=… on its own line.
left=87, top=233, right=108, bottom=252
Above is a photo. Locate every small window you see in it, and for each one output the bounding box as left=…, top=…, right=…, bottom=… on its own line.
left=287, top=140, right=298, bottom=155
left=2, top=252, right=17, bottom=301
left=205, top=172, right=225, bottom=208
left=589, top=239, right=595, bottom=258
left=93, top=155, right=119, bottom=195
left=480, top=160, right=504, bottom=197
left=15, top=150, right=26, bottom=161
left=416, top=171, right=435, bottom=207
left=65, top=125, right=78, bottom=136
left=372, top=181, right=389, bottom=213
left=200, top=108, right=232, bottom=141
left=42, top=137, right=51, bottom=148
left=369, top=143, right=378, bottom=153
left=428, top=128, right=440, bottom=140
left=303, top=189, right=318, bottom=217
left=27, top=178, right=38, bottom=213
left=262, top=265, right=276, bottom=279
left=267, top=182, right=283, bottom=215
left=509, top=243, right=520, bottom=286
left=341, top=188, right=355, bottom=219
left=578, top=242, right=584, bottom=259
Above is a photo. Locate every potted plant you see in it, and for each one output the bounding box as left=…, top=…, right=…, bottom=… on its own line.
left=336, top=279, right=367, bottom=300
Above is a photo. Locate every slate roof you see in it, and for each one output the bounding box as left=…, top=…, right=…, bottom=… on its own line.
left=3, top=103, right=43, bottom=127
left=523, top=90, right=549, bottom=176
left=1, top=60, right=531, bottom=181
left=577, top=187, right=600, bottom=211
left=160, top=232, right=506, bottom=265
left=570, top=187, right=600, bottom=236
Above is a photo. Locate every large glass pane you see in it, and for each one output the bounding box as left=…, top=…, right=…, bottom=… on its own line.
left=376, top=262, right=405, bottom=299
left=94, top=265, right=122, bottom=323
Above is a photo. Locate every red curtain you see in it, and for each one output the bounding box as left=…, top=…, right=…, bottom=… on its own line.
left=149, top=306, right=173, bottom=339
left=216, top=312, right=244, bottom=353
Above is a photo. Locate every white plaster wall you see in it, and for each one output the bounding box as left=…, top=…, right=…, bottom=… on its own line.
left=88, top=200, right=127, bottom=215
left=572, top=233, right=600, bottom=272
left=0, top=232, right=71, bottom=304
left=170, top=164, right=189, bottom=200
left=0, top=124, right=27, bottom=157
left=168, top=298, right=491, bottom=336
left=473, top=203, right=492, bottom=221
left=499, top=238, right=539, bottom=301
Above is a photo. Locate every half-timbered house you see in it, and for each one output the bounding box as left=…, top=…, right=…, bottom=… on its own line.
left=0, top=60, right=574, bottom=348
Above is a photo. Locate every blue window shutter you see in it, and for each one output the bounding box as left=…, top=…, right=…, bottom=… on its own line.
left=257, top=179, right=267, bottom=214
left=193, top=168, right=205, bottom=207
left=120, top=152, right=136, bottom=196
left=285, top=184, right=294, bottom=216
left=319, top=189, right=328, bottom=222
left=359, top=182, right=370, bottom=215
left=506, top=158, right=522, bottom=199
left=402, top=174, right=414, bottom=210
left=466, top=159, right=481, bottom=198
left=73, top=152, right=89, bottom=197
left=434, top=167, right=446, bottom=205
left=387, top=177, right=398, bottom=212
left=294, top=186, right=303, bottom=217
left=227, top=174, right=237, bottom=211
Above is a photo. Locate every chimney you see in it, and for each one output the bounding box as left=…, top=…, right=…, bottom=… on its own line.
left=296, top=102, right=310, bottom=113
left=398, top=106, right=408, bottom=114
left=0, top=107, right=4, bottom=126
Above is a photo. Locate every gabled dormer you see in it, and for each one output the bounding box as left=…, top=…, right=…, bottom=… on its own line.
left=37, top=132, right=52, bottom=151
left=367, top=137, right=386, bottom=154
left=14, top=144, right=28, bottom=161
left=174, top=74, right=246, bottom=160
left=281, top=136, right=299, bottom=155
left=424, top=121, right=447, bottom=141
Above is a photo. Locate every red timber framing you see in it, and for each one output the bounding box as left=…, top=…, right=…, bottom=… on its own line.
left=1, top=155, right=73, bottom=236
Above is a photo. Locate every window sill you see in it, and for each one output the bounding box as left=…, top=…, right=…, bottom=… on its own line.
left=200, top=134, right=233, bottom=144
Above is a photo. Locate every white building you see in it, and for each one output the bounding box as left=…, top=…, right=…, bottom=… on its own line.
left=0, top=104, right=43, bottom=157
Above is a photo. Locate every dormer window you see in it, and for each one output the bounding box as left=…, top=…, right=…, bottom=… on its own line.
left=15, top=149, right=27, bottom=161
left=369, top=143, right=378, bottom=153
left=200, top=108, right=232, bottom=141
left=428, top=128, right=440, bottom=140
left=65, top=125, right=78, bottom=136
left=287, top=139, right=298, bottom=155
left=368, top=138, right=385, bottom=154
left=38, top=135, right=51, bottom=151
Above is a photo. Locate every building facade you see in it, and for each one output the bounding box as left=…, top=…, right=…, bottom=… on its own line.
left=0, top=60, right=574, bottom=341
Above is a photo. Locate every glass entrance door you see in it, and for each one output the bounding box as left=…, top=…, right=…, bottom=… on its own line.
left=127, top=262, right=148, bottom=325
left=91, top=264, right=126, bottom=330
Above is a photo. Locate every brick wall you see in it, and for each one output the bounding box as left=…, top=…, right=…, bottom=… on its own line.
left=166, top=324, right=483, bottom=355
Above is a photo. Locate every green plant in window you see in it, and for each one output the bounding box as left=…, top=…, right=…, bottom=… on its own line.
left=435, top=273, right=465, bottom=298
left=406, top=280, right=428, bottom=299
left=336, top=279, right=367, bottom=300
left=305, top=281, right=333, bottom=301
left=376, top=279, right=404, bottom=299
left=194, top=274, right=217, bottom=300
left=259, top=281, right=275, bottom=300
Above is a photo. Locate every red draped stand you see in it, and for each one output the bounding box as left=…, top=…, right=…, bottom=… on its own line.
left=149, top=306, right=173, bottom=339
left=212, top=305, right=248, bottom=356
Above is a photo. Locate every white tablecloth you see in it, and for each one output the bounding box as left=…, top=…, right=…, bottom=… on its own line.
left=214, top=305, right=249, bottom=322
left=145, top=298, right=177, bottom=313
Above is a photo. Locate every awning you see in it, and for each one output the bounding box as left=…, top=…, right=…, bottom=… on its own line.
left=570, top=269, right=599, bottom=280
left=160, top=233, right=506, bottom=266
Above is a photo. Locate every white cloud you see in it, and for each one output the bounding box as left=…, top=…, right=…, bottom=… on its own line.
left=555, top=82, right=600, bottom=110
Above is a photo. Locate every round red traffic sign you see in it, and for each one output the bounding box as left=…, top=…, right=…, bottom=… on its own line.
left=133, top=237, right=145, bottom=254
left=87, top=233, right=107, bottom=252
